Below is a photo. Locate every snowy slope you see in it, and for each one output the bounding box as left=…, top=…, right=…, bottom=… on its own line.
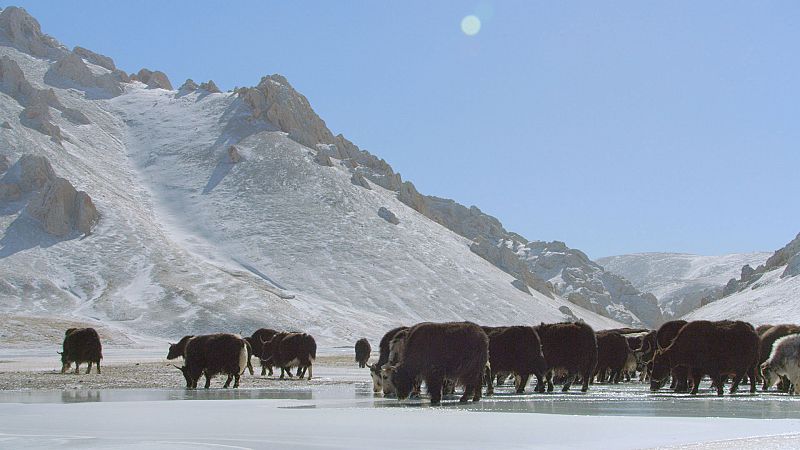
left=684, top=268, right=800, bottom=325
left=597, top=252, right=770, bottom=318
left=0, top=7, right=623, bottom=349
left=685, top=234, right=800, bottom=325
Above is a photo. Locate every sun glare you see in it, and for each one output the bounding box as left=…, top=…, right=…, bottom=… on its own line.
left=461, top=15, right=481, bottom=36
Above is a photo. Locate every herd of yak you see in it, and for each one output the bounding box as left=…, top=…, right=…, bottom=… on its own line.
left=58, top=320, right=800, bottom=405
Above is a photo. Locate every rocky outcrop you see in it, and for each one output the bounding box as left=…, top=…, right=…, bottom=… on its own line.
left=50, top=51, right=124, bottom=96
left=377, top=207, right=399, bottom=225
left=135, top=68, right=173, bottom=90
left=1, top=121, right=11, bottom=129
left=397, top=181, right=429, bottom=217
left=1, top=154, right=98, bottom=236
left=21, top=90, right=63, bottom=142
left=199, top=80, right=220, bottom=93
left=470, top=237, right=554, bottom=298
left=425, top=197, right=511, bottom=243
left=0, top=56, right=91, bottom=141
left=179, top=79, right=198, bottom=91
left=0, top=155, right=8, bottom=174
left=784, top=253, right=800, bottom=278
left=0, top=7, right=64, bottom=58
left=515, top=240, right=664, bottom=327
left=350, top=172, right=371, bottom=189
left=1, top=154, right=55, bottom=192
left=27, top=177, right=98, bottom=236
left=73, top=46, right=115, bottom=71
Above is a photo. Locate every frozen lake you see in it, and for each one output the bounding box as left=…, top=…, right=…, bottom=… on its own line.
left=1, top=363, right=800, bottom=449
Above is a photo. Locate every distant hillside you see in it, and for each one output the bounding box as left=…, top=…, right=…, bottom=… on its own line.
left=597, top=252, right=770, bottom=318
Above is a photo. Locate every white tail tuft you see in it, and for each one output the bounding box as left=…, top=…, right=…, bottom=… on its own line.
left=238, top=340, right=248, bottom=375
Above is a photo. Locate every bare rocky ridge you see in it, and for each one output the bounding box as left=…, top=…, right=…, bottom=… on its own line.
left=0, top=6, right=65, bottom=58
left=199, top=80, right=220, bottom=93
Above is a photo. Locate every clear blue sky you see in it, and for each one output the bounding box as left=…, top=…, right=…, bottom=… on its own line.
left=11, top=1, right=799, bottom=258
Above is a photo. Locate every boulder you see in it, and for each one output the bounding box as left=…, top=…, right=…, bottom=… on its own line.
left=26, top=177, right=98, bottom=236
left=0, top=55, right=36, bottom=100
left=199, top=80, right=220, bottom=93
left=378, top=207, right=399, bottom=225
left=136, top=68, right=173, bottom=90
left=351, top=172, right=371, bottom=190
left=21, top=91, right=62, bottom=142
left=0, top=154, right=8, bottom=173
left=227, top=145, right=242, bottom=163
left=1, top=121, right=11, bottom=129
left=2, top=154, right=56, bottom=192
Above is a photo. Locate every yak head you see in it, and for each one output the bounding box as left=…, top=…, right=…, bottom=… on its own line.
left=383, top=365, right=413, bottom=400
left=649, top=350, right=671, bottom=391
left=166, top=336, right=193, bottom=360
left=368, top=363, right=383, bottom=393
left=58, top=351, right=70, bottom=373
left=761, top=362, right=778, bottom=391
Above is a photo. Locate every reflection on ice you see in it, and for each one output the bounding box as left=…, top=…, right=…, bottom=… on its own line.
left=2, top=382, right=800, bottom=420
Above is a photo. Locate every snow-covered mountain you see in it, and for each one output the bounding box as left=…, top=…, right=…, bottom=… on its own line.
left=684, top=233, right=800, bottom=325
left=0, top=6, right=631, bottom=348
left=597, top=252, right=770, bottom=319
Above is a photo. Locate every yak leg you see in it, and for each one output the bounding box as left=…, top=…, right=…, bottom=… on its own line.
left=279, top=367, right=286, bottom=379
left=204, top=373, right=212, bottom=389
left=674, top=367, right=689, bottom=393
left=260, top=361, right=267, bottom=376
left=74, top=363, right=80, bottom=374
left=547, top=371, right=555, bottom=392
left=516, top=373, right=531, bottom=394
left=427, top=375, right=444, bottom=405
left=473, top=373, right=483, bottom=402
left=247, top=360, right=254, bottom=376
left=748, top=366, right=757, bottom=393
left=562, top=373, right=575, bottom=392
left=485, top=366, right=494, bottom=396
left=86, top=362, right=92, bottom=374
left=712, top=373, right=724, bottom=396
left=233, top=373, right=240, bottom=388
left=307, top=364, right=313, bottom=381
left=730, top=372, right=745, bottom=394
left=689, top=371, right=702, bottom=395
left=223, top=374, right=233, bottom=388
left=96, top=361, right=101, bottom=374
left=582, top=368, right=593, bottom=392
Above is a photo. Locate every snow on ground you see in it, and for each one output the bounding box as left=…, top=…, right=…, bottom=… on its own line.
left=597, top=252, right=770, bottom=318
left=684, top=268, right=800, bottom=325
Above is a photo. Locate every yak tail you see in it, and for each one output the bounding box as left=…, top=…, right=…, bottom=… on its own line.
left=238, top=340, right=249, bottom=375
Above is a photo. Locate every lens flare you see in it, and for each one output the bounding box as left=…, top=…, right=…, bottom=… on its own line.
left=461, top=15, right=481, bottom=36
